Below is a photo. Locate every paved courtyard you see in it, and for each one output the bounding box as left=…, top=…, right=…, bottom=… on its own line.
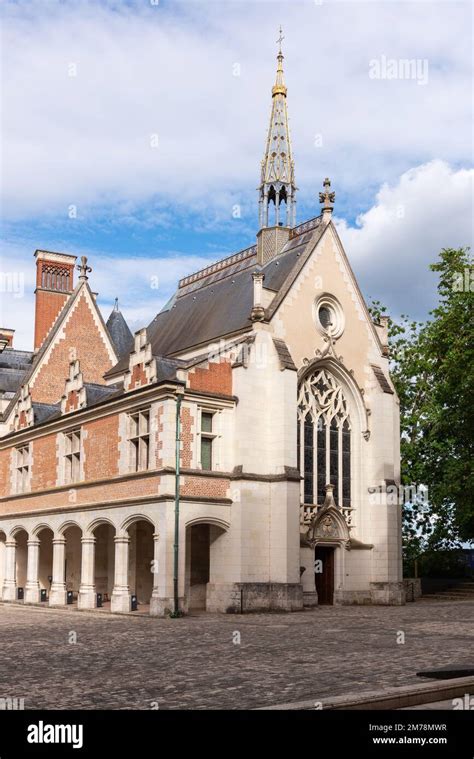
left=0, top=599, right=472, bottom=710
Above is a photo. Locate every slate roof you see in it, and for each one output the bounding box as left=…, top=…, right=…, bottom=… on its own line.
left=83, top=382, right=123, bottom=407
left=106, top=308, right=133, bottom=357
left=105, top=220, right=327, bottom=379
left=0, top=349, right=35, bottom=397
left=32, top=402, right=61, bottom=425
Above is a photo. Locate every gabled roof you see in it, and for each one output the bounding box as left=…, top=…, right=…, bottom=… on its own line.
left=105, top=221, right=326, bottom=379
left=0, top=280, right=119, bottom=424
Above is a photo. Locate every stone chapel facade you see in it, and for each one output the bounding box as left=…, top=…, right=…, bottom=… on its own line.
left=0, top=45, right=404, bottom=615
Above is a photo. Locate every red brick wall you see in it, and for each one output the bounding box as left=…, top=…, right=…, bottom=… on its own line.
left=83, top=415, right=119, bottom=480
left=129, top=363, right=147, bottom=390
left=0, top=475, right=161, bottom=517
left=34, top=290, right=69, bottom=351
left=65, top=390, right=79, bottom=412
left=0, top=449, right=10, bottom=498
left=32, top=434, right=57, bottom=491
left=181, top=475, right=229, bottom=499
left=31, top=292, right=114, bottom=404
left=188, top=360, right=232, bottom=395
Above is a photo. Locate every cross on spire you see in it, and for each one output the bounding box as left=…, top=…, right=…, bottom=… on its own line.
left=277, top=25, right=284, bottom=54
left=77, top=256, right=92, bottom=281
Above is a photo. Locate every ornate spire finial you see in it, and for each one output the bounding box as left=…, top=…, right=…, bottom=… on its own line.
left=258, top=32, right=296, bottom=230
left=272, top=26, right=287, bottom=98
left=277, top=25, right=284, bottom=55
left=319, top=177, right=336, bottom=222
left=77, top=256, right=92, bottom=281
left=114, top=297, right=119, bottom=311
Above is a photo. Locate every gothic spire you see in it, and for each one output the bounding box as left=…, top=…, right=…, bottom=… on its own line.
left=258, top=28, right=297, bottom=230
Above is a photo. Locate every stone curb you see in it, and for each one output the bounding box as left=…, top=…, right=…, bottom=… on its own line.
left=255, top=676, right=474, bottom=710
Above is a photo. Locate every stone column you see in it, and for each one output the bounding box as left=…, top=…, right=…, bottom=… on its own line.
left=111, top=536, right=131, bottom=613
left=49, top=537, right=67, bottom=606
left=2, top=540, right=17, bottom=601
left=150, top=532, right=161, bottom=616
left=24, top=539, right=41, bottom=603
left=78, top=536, right=96, bottom=609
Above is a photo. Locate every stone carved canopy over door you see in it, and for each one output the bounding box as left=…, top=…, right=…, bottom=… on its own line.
left=297, top=368, right=353, bottom=527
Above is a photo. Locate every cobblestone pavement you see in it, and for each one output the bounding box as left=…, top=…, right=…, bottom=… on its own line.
left=0, top=599, right=472, bottom=710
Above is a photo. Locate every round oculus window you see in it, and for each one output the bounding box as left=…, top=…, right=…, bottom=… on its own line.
left=314, top=294, right=345, bottom=338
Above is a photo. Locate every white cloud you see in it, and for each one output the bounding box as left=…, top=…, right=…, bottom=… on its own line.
left=336, top=160, right=474, bottom=318
left=1, top=0, right=472, bottom=220
left=3, top=159, right=471, bottom=351
left=0, top=240, right=215, bottom=350
left=1, top=1, right=472, bottom=349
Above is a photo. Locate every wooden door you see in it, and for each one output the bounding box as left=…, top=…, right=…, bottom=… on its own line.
left=314, top=546, right=335, bottom=605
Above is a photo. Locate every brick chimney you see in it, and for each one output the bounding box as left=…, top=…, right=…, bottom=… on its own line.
left=34, top=250, right=77, bottom=350
left=0, top=328, right=14, bottom=351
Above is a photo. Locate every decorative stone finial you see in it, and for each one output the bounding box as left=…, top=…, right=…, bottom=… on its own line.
left=250, top=271, right=266, bottom=322
left=77, top=256, right=92, bottom=281
left=319, top=177, right=336, bottom=222
left=323, top=483, right=337, bottom=509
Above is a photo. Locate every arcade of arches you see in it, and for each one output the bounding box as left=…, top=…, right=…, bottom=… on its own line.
left=0, top=517, right=223, bottom=615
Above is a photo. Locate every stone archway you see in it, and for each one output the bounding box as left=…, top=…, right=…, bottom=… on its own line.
left=15, top=529, right=28, bottom=600
left=64, top=525, right=82, bottom=604
left=93, top=523, right=116, bottom=609
left=185, top=521, right=228, bottom=612
left=0, top=531, right=6, bottom=599
left=37, top=527, right=54, bottom=601
left=126, top=519, right=154, bottom=610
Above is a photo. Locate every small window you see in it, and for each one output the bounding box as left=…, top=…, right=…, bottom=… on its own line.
left=200, top=411, right=216, bottom=471
left=15, top=444, right=31, bottom=493
left=64, top=429, right=81, bottom=484
left=318, top=305, right=333, bottom=331
left=129, top=409, right=150, bottom=472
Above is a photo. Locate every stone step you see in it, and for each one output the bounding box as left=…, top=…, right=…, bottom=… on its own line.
left=421, top=594, right=474, bottom=601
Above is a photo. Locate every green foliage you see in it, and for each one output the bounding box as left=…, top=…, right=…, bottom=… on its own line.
left=369, top=247, right=474, bottom=561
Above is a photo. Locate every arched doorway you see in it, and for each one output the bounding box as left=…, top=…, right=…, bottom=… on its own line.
left=0, top=531, right=6, bottom=599
left=15, top=529, right=28, bottom=600
left=93, top=523, right=115, bottom=609
left=37, top=527, right=54, bottom=601
left=185, top=522, right=227, bottom=612
left=126, top=519, right=154, bottom=611
left=64, top=525, right=82, bottom=604
left=314, top=545, right=335, bottom=605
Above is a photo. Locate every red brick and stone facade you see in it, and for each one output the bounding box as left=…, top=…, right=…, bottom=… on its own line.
left=0, top=49, right=403, bottom=615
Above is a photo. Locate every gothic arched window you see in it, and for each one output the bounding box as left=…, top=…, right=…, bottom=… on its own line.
left=297, top=368, right=351, bottom=509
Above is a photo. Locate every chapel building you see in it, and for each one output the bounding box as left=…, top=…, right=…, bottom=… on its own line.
left=0, top=44, right=404, bottom=615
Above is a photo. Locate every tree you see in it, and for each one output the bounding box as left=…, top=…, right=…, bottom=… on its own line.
left=369, top=247, right=474, bottom=563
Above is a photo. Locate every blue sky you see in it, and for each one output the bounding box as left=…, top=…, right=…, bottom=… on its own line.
left=1, top=0, right=472, bottom=349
